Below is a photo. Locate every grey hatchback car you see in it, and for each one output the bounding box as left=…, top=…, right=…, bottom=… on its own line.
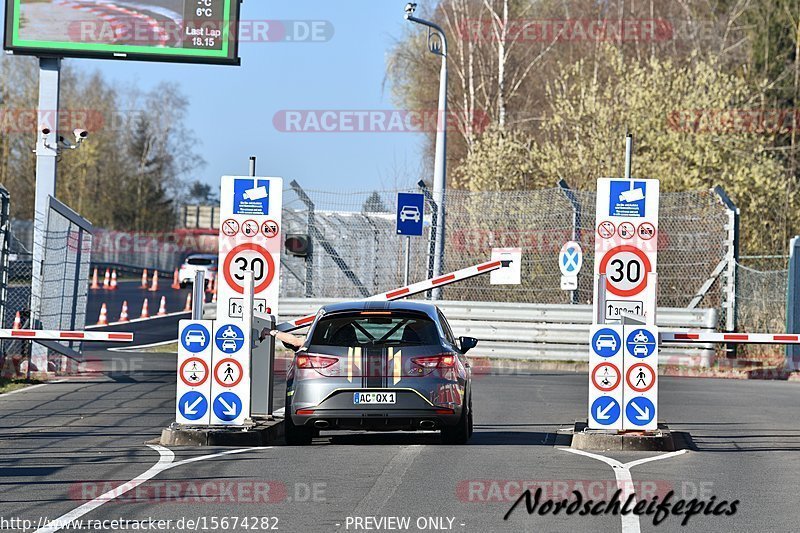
left=284, top=301, right=477, bottom=445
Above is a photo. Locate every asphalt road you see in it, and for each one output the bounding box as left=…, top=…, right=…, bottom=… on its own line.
left=0, top=350, right=798, bottom=533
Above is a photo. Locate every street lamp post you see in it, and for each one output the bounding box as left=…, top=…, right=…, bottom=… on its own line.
left=405, top=3, right=448, bottom=300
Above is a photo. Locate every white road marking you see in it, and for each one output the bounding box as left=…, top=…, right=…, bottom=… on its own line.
left=342, top=445, right=423, bottom=528
left=561, top=448, right=688, bottom=533
left=35, top=444, right=269, bottom=533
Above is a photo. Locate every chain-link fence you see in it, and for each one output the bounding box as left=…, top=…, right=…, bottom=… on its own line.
left=735, top=259, right=790, bottom=365
left=281, top=184, right=735, bottom=321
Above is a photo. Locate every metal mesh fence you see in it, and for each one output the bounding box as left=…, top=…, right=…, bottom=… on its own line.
left=280, top=186, right=733, bottom=319
left=736, top=262, right=789, bottom=365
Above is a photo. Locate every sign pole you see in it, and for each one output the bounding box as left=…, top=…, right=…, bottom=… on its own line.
left=192, top=270, right=205, bottom=320
left=624, top=133, right=633, bottom=180
left=30, top=57, right=62, bottom=373
left=404, top=236, right=411, bottom=286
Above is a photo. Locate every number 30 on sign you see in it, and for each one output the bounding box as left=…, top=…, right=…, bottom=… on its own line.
left=599, top=245, right=651, bottom=297
left=223, top=243, right=276, bottom=294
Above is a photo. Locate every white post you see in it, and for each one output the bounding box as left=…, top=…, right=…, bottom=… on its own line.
left=30, top=57, right=62, bottom=373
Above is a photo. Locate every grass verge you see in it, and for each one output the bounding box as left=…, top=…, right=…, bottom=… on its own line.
left=0, top=377, right=42, bottom=395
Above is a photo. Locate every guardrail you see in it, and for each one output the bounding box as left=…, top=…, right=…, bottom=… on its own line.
left=208, top=298, right=717, bottom=367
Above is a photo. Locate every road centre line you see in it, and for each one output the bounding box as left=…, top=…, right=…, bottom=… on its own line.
left=337, top=445, right=423, bottom=530
left=35, top=445, right=269, bottom=533
left=561, top=448, right=688, bottom=533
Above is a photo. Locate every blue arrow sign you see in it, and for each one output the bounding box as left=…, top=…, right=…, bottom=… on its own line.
left=625, top=397, right=655, bottom=426
left=591, top=397, right=620, bottom=425
left=215, top=324, right=245, bottom=354
left=181, top=323, right=210, bottom=353
left=178, top=391, right=208, bottom=421
left=592, top=328, right=621, bottom=357
left=213, top=392, right=243, bottom=422
left=626, top=328, right=656, bottom=358
left=396, top=193, right=425, bottom=236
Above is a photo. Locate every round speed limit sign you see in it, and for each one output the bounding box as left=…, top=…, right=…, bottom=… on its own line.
left=599, top=245, right=652, bottom=297
left=223, top=243, right=276, bottom=295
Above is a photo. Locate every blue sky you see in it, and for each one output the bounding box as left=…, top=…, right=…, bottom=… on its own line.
left=4, top=1, right=432, bottom=192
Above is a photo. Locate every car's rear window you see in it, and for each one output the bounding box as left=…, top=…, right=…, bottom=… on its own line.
left=186, top=257, right=215, bottom=266
left=309, top=312, right=440, bottom=347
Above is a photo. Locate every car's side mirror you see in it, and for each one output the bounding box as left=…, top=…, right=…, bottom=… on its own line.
left=459, top=336, right=478, bottom=353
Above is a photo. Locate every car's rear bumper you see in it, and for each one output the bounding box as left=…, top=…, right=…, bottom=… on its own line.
left=289, top=388, right=462, bottom=430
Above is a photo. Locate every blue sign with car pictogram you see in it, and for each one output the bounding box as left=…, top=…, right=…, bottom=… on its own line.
left=181, top=323, right=210, bottom=353
left=592, top=328, right=621, bottom=357
left=396, top=192, right=424, bottom=236
left=215, top=324, right=245, bottom=353
left=626, top=328, right=656, bottom=358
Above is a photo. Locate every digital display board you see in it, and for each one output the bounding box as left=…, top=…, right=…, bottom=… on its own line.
left=3, top=0, right=241, bottom=64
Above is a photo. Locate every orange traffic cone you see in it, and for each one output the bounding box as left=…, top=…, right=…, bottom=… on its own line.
left=103, top=268, right=110, bottom=289
left=140, top=298, right=150, bottom=319
left=118, top=301, right=129, bottom=322
left=141, top=269, right=149, bottom=289
left=171, top=269, right=181, bottom=290
left=149, top=270, right=159, bottom=292
left=90, top=268, right=100, bottom=289
left=157, top=296, right=167, bottom=316
left=184, top=293, right=192, bottom=312
left=96, top=303, right=108, bottom=326
left=12, top=311, right=22, bottom=330
left=109, top=269, right=118, bottom=290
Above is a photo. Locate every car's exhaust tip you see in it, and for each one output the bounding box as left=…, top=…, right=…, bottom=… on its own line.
left=313, top=420, right=330, bottom=429
left=419, top=420, right=436, bottom=430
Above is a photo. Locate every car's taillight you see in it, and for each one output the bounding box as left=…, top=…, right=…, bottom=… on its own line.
left=411, top=354, right=456, bottom=368
left=296, top=354, right=339, bottom=369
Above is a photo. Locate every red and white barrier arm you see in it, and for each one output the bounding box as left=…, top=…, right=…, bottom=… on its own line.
left=0, top=329, right=133, bottom=342
left=276, top=259, right=509, bottom=332
left=661, top=332, right=800, bottom=344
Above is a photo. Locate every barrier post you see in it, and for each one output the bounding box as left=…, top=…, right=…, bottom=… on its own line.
left=192, top=270, right=205, bottom=320
left=786, top=236, right=800, bottom=370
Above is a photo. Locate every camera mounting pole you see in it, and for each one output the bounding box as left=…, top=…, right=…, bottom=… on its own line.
left=30, top=56, right=62, bottom=373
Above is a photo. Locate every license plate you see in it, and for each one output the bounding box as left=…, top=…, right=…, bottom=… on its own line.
left=353, top=392, right=396, bottom=405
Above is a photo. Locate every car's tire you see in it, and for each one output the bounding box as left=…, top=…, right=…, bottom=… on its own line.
left=180, top=281, right=188, bottom=289
left=467, top=396, right=474, bottom=437
left=441, top=399, right=470, bottom=445
left=284, top=416, right=314, bottom=445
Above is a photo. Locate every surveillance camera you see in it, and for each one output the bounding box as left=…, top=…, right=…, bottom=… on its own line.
left=41, top=127, right=51, bottom=136
left=74, top=128, right=88, bottom=141
left=405, top=3, right=417, bottom=15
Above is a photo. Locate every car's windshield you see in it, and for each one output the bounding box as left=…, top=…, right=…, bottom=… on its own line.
left=309, top=312, right=440, bottom=347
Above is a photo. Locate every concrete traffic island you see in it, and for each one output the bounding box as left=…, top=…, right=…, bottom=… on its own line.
left=158, top=418, right=284, bottom=447
left=569, top=421, right=691, bottom=452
